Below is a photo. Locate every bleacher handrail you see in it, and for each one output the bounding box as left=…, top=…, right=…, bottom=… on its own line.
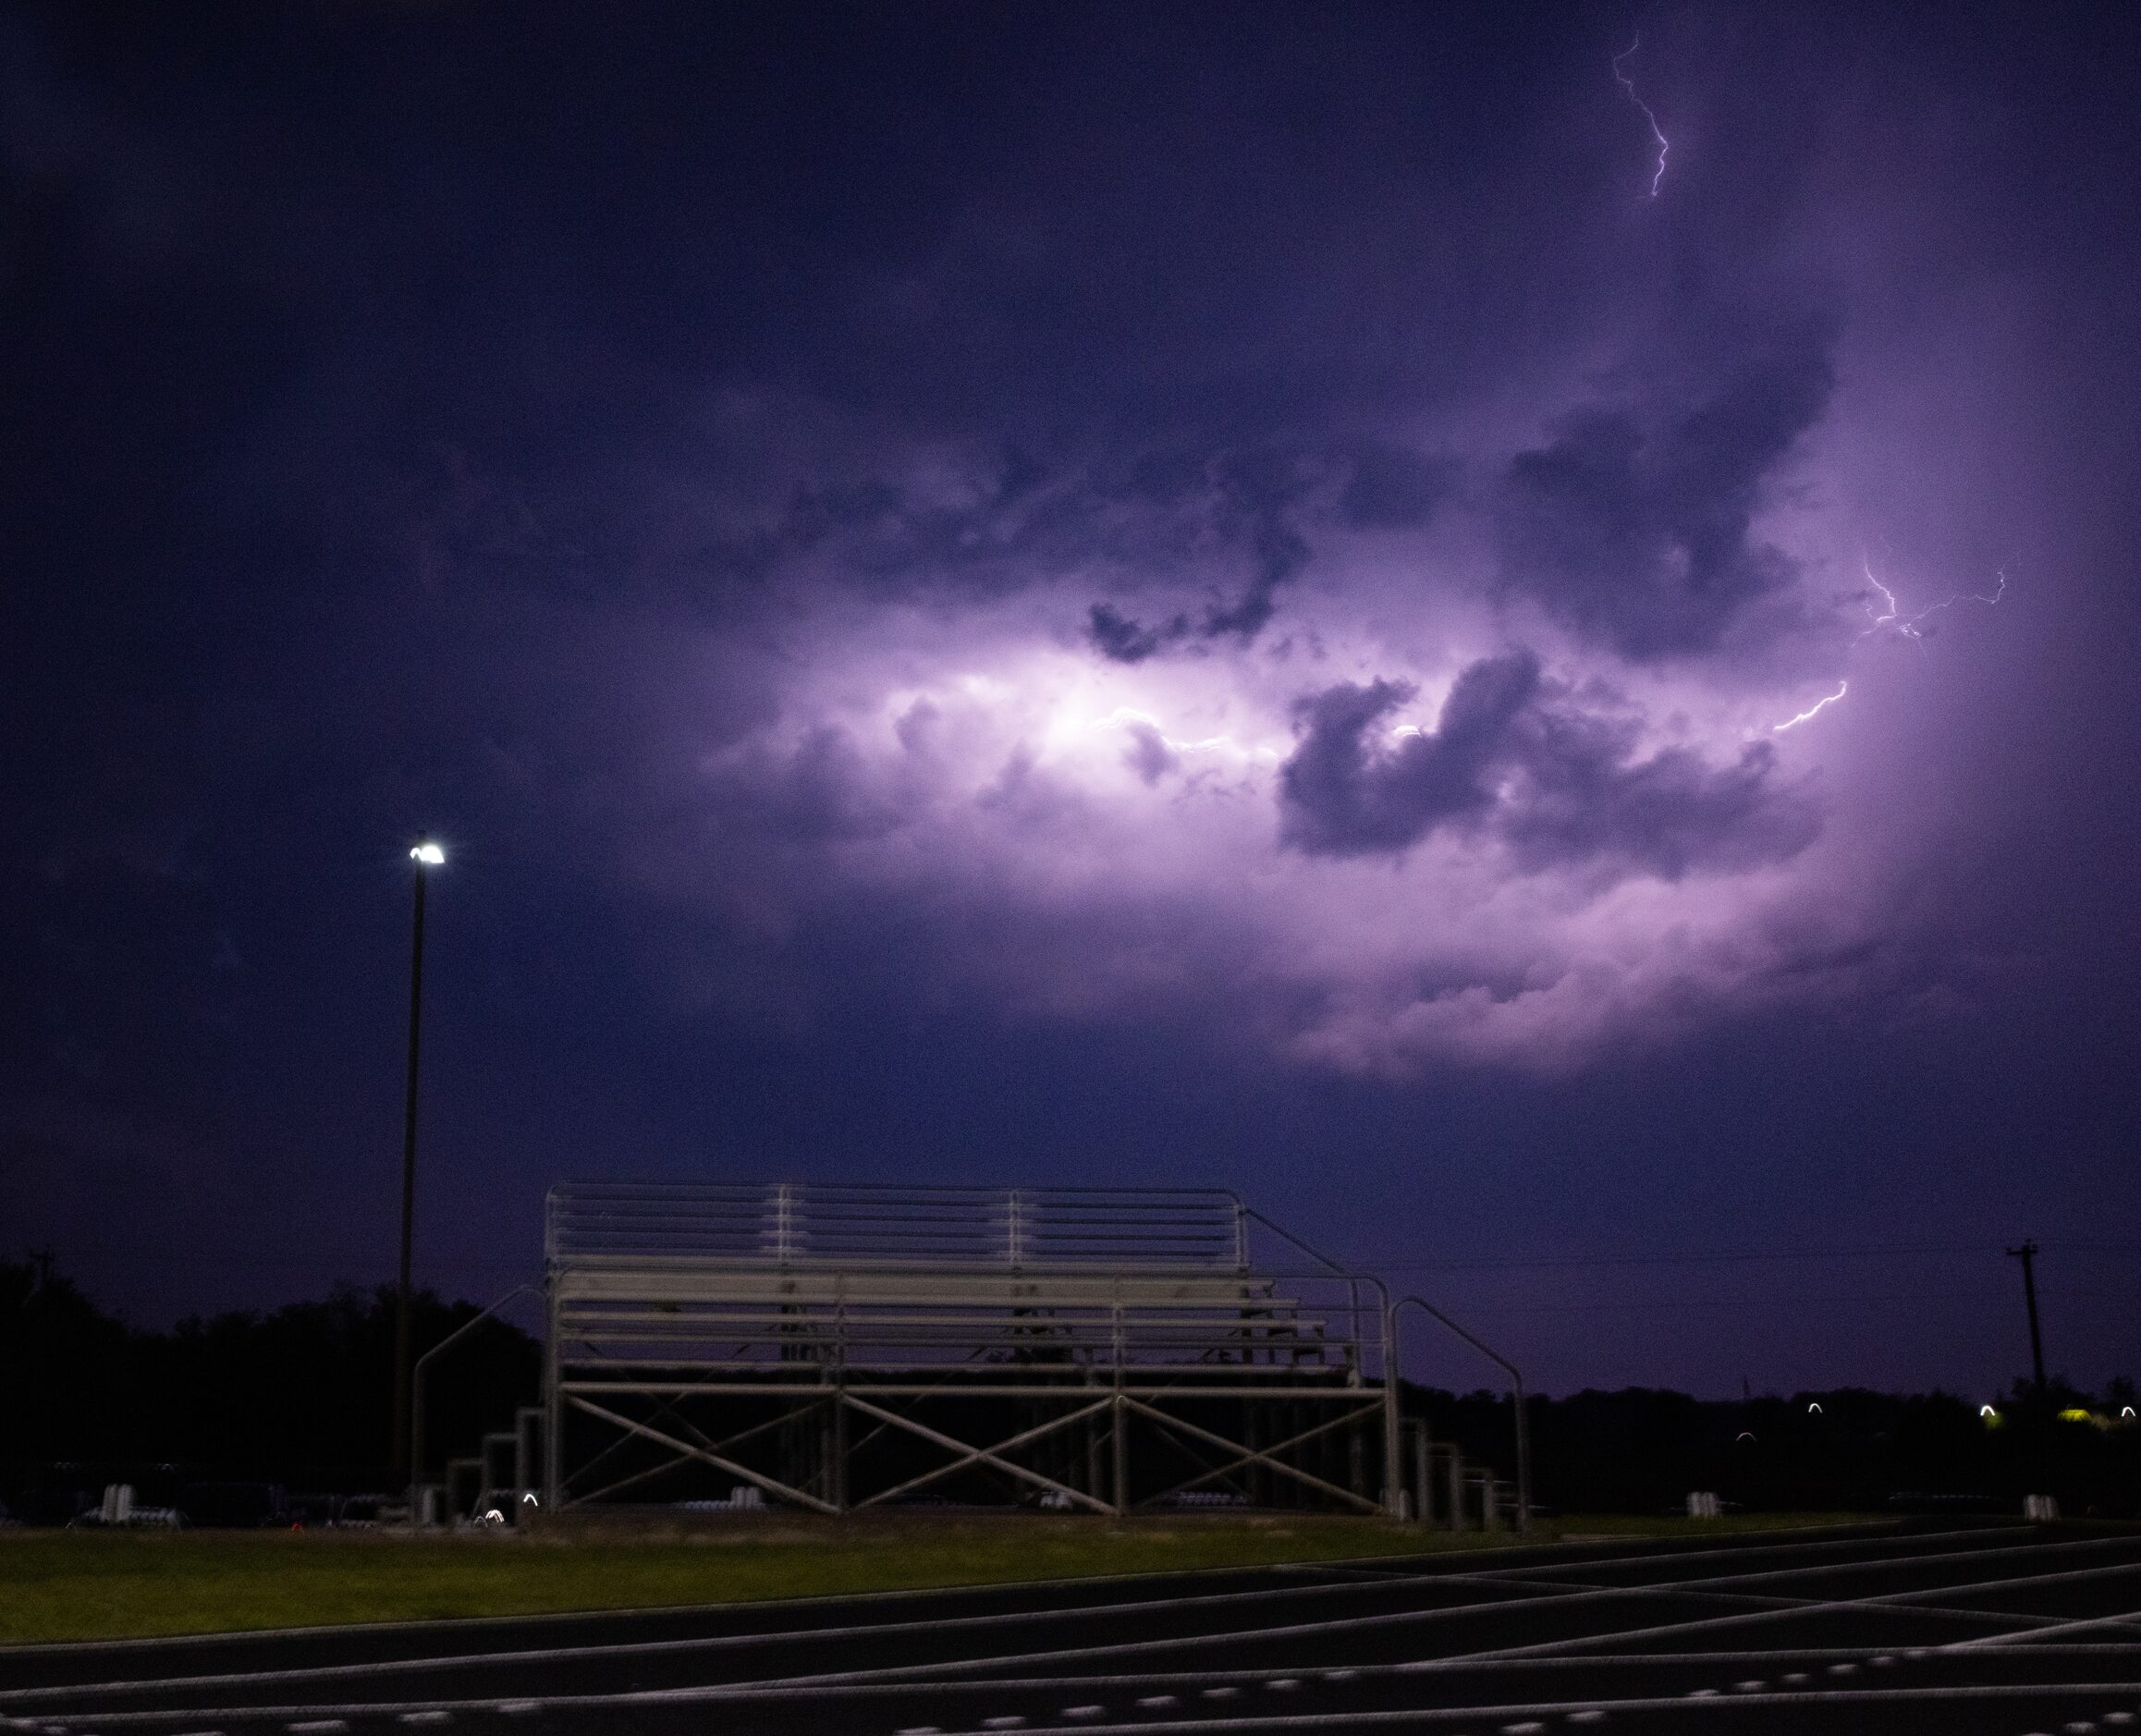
left=546, top=1181, right=1254, bottom=1272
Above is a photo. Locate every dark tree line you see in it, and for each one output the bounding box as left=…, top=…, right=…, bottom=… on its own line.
left=0, top=1259, right=538, bottom=1518
left=1408, top=1379, right=2141, bottom=1518
left=6, top=1259, right=2132, bottom=1522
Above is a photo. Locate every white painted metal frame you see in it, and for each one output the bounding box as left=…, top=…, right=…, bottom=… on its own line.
left=544, top=1184, right=1401, bottom=1516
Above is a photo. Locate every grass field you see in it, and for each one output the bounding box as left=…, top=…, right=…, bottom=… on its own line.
left=0, top=1512, right=1871, bottom=1647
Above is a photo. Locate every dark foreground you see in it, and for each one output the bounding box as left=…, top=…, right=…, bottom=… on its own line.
left=5, top=1522, right=2140, bottom=1734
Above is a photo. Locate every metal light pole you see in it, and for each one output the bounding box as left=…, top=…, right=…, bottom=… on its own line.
left=390, top=836, right=445, bottom=1499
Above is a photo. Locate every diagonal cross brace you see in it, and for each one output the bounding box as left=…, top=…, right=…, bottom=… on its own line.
left=1120, top=1393, right=1385, bottom=1513
left=1141, top=1400, right=1372, bottom=1503
left=843, top=1393, right=1117, bottom=1514
left=570, top=1396, right=834, bottom=1509
left=563, top=1394, right=839, bottom=1514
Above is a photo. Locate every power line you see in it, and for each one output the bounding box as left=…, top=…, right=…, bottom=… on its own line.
left=1369, top=1241, right=2139, bottom=1274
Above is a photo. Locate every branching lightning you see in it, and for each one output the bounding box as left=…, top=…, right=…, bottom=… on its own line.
left=1771, top=560, right=2009, bottom=733
left=1612, top=35, right=1670, bottom=199
left=1856, top=558, right=2007, bottom=642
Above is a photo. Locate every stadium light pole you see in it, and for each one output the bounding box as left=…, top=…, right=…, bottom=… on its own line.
left=391, top=835, right=445, bottom=1503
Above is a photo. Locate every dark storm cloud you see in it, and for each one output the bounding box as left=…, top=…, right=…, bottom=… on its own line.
left=1502, top=714, right=1819, bottom=880
left=1496, top=328, right=1836, bottom=660
left=1085, top=442, right=1315, bottom=663
left=1086, top=437, right=1451, bottom=663
left=1278, top=654, right=1540, bottom=855
left=1087, top=602, right=1188, bottom=665
left=1279, top=653, right=1817, bottom=877
left=1338, top=438, right=1457, bottom=532
left=1201, top=445, right=1313, bottom=642
left=1121, top=722, right=1181, bottom=786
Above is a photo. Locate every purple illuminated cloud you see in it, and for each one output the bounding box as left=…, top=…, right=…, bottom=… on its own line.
left=548, top=379, right=1918, bottom=1076
left=316, top=15, right=2044, bottom=1084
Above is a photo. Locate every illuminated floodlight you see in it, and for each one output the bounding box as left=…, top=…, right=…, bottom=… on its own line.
left=410, top=842, right=446, bottom=865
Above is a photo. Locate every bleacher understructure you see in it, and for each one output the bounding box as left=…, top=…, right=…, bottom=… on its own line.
left=542, top=1183, right=1405, bottom=1516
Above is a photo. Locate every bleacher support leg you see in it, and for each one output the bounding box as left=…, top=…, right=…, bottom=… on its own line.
left=1112, top=1396, right=1130, bottom=1516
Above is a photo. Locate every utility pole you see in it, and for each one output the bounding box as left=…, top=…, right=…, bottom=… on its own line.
left=2006, top=1241, right=2047, bottom=1400
left=392, top=836, right=445, bottom=1496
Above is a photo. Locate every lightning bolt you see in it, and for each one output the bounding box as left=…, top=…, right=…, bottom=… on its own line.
left=1771, top=681, right=1847, bottom=733
left=1856, top=558, right=2008, bottom=643
left=1089, top=706, right=1270, bottom=758
left=1773, top=560, right=2010, bottom=733
left=1612, top=35, right=1670, bottom=199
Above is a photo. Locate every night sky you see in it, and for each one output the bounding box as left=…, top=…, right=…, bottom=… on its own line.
left=6, top=2, right=2138, bottom=1401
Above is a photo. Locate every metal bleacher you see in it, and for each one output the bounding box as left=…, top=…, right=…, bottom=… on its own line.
left=543, top=1182, right=1401, bottom=1515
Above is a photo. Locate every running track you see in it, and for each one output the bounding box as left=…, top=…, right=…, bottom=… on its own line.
left=8, top=1522, right=2141, bottom=1735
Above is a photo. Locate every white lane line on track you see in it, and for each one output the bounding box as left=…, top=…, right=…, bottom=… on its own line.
left=21, top=1534, right=1684, bottom=1659
left=1524, top=1536, right=2139, bottom=1600
left=37, top=1647, right=2141, bottom=1730
left=37, top=1620, right=2141, bottom=1724
left=0, top=1526, right=2022, bottom=1707
left=1411, top=1568, right=2106, bottom=1640
left=903, top=1686, right=2141, bottom=1734
left=25, top=1539, right=2135, bottom=1728
left=1428, top=1557, right=2141, bottom=1666
left=0, top=1568, right=1557, bottom=1705
left=1479, top=1525, right=2036, bottom=1583
left=907, top=1687, right=2141, bottom=1734
left=25, top=1526, right=2088, bottom=1733
left=609, top=1538, right=2141, bottom=1694
left=1950, top=1605, right=2141, bottom=1649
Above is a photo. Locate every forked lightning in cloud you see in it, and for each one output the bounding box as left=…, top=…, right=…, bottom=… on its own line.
left=1772, top=560, right=2009, bottom=732
left=1856, top=558, right=2007, bottom=643
left=1612, top=35, right=1670, bottom=198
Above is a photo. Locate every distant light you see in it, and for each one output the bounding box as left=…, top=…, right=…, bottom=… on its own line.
left=2058, top=1408, right=2092, bottom=1424
left=1806, top=1402, right=1822, bottom=1415
left=2124, top=1407, right=2136, bottom=1420
left=1980, top=1405, right=1997, bottom=1418
left=410, top=842, right=446, bottom=865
